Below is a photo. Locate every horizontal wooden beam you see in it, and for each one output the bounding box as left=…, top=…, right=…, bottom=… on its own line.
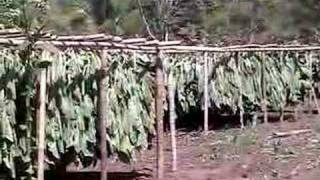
left=0, top=29, right=22, bottom=35
left=2, top=36, right=320, bottom=53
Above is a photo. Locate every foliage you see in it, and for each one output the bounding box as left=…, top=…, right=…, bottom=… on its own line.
left=210, top=52, right=310, bottom=114
left=0, top=48, right=315, bottom=179
left=0, top=50, right=155, bottom=178
left=0, top=0, right=47, bottom=30
left=45, top=50, right=155, bottom=164
left=164, top=52, right=311, bottom=117
left=163, top=54, right=202, bottom=114
left=2, top=0, right=320, bottom=41
left=0, top=49, right=38, bottom=179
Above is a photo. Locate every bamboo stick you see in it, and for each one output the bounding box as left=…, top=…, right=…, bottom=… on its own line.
left=204, top=52, right=209, bottom=134
left=56, top=34, right=106, bottom=41
left=261, top=52, right=268, bottom=124
left=0, top=28, right=21, bottom=34
left=157, top=41, right=182, bottom=46
left=156, top=51, right=165, bottom=179
left=37, top=68, right=47, bottom=180
left=121, top=38, right=147, bottom=44
left=224, top=44, right=309, bottom=49
left=168, top=71, right=177, bottom=172
left=98, top=50, right=108, bottom=180
left=135, top=40, right=159, bottom=46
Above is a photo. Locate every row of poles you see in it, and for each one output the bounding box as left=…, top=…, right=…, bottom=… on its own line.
left=156, top=50, right=320, bottom=179
left=35, top=49, right=320, bottom=180
left=35, top=50, right=110, bottom=180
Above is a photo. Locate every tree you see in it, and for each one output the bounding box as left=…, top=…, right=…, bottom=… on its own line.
left=0, top=0, right=47, bottom=31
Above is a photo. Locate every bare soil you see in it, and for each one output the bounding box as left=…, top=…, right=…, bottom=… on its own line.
left=53, top=112, right=320, bottom=180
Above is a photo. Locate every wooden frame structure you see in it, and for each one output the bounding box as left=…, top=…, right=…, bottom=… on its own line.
left=0, top=29, right=320, bottom=180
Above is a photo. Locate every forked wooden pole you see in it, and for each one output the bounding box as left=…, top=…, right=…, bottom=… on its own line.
left=204, top=52, right=209, bottom=134
left=156, top=51, right=165, bottom=179
left=261, top=52, right=268, bottom=124
left=168, top=71, right=177, bottom=172
left=98, top=50, right=108, bottom=180
left=37, top=68, right=47, bottom=180
left=236, top=52, right=244, bottom=129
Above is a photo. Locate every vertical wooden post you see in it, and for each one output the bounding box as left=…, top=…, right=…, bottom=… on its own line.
left=156, top=51, right=164, bottom=179
left=37, top=68, right=47, bottom=180
left=294, top=52, right=300, bottom=120
left=204, top=52, right=209, bottom=134
left=98, top=50, right=108, bottom=180
left=308, top=51, right=313, bottom=114
left=280, top=51, right=285, bottom=123
left=261, top=52, right=268, bottom=124
left=308, top=52, right=320, bottom=115
left=312, top=88, right=320, bottom=114
left=236, top=52, right=244, bottom=129
left=168, top=70, right=177, bottom=172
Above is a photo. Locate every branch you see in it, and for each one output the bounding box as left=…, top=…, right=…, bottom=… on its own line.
left=270, top=129, right=312, bottom=138
left=137, top=0, right=157, bottom=40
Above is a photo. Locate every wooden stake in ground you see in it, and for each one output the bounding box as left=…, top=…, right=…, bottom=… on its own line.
left=294, top=52, right=301, bottom=120
left=308, top=51, right=313, bottom=114
left=280, top=51, right=285, bottom=123
left=302, top=52, right=320, bottom=115
left=98, top=50, right=108, bottom=180
left=311, top=88, right=320, bottom=114
left=236, top=52, right=244, bottom=129
left=168, top=70, right=177, bottom=172
left=156, top=51, right=165, bottom=179
left=203, top=52, right=209, bottom=134
left=37, top=68, right=47, bottom=180
left=261, top=52, right=268, bottom=124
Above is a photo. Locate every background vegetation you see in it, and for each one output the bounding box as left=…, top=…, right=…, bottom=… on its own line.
left=2, top=0, right=320, bottom=43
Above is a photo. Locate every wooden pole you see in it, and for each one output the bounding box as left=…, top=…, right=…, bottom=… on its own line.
left=98, top=50, right=108, bottom=180
left=308, top=51, right=313, bottom=114
left=261, top=52, right=268, bottom=124
left=308, top=52, right=320, bottom=115
left=168, top=70, right=177, bottom=172
left=204, top=52, right=209, bottom=134
left=236, top=52, right=244, bottom=129
left=311, top=88, right=320, bottom=114
left=156, top=51, right=165, bottom=179
left=37, top=68, right=47, bottom=180
left=280, top=51, right=285, bottom=122
left=294, top=52, right=300, bottom=120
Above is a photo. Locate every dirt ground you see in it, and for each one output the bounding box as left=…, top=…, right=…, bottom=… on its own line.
left=111, top=112, right=320, bottom=180
left=61, top=111, right=320, bottom=180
